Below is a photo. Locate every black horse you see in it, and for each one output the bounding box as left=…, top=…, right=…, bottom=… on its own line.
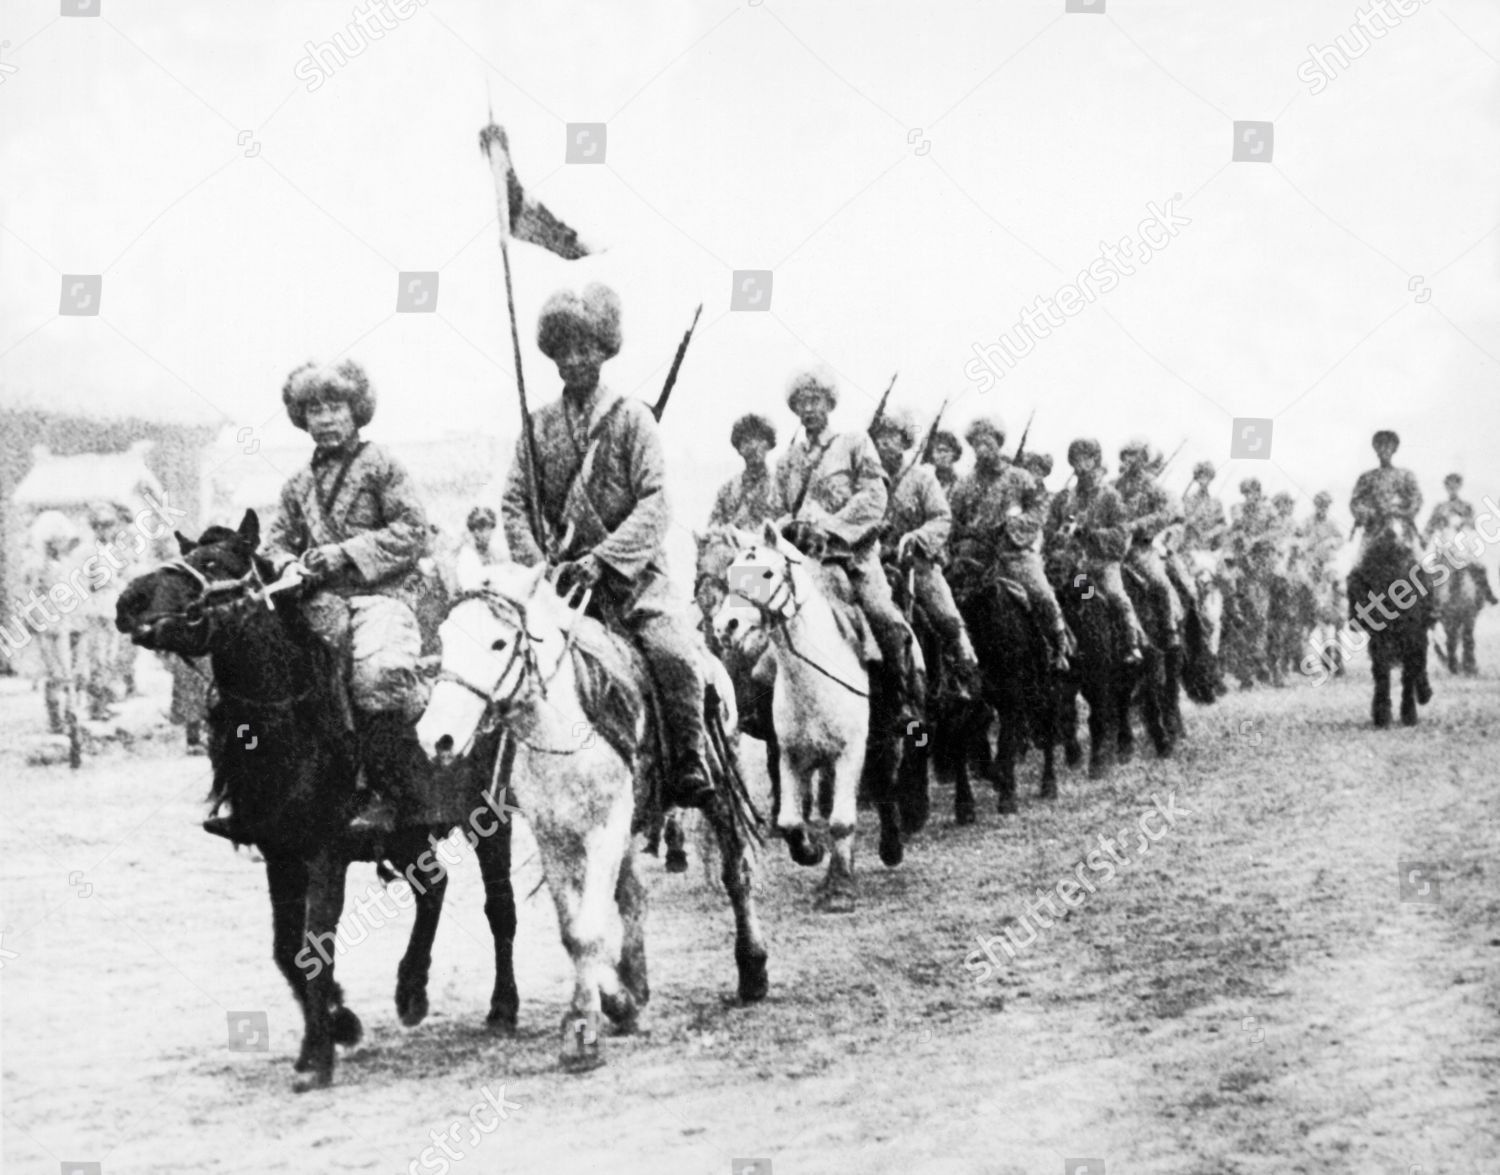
left=115, top=511, right=519, bottom=1090
left=1048, top=559, right=1141, bottom=779
left=1346, top=520, right=1434, bottom=727
left=949, top=557, right=1058, bottom=814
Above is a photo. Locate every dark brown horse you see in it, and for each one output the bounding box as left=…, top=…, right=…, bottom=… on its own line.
left=115, top=511, right=519, bottom=1090
left=948, top=556, right=1058, bottom=814
left=1347, top=520, right=1434, bottom=727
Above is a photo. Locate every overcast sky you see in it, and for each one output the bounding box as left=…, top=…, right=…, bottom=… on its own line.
left=3, top=0, right=1498, bottom=543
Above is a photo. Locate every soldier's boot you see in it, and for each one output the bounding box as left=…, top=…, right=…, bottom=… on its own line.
left=348, top=711, right=428, bottom=836
left=943, top=630, right=979, bottom=702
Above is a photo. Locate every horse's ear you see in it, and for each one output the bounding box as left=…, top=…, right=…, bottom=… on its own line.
left=175, top=531, right=196, bottom=556
left=762, top=520, right=780, bottom=548
left=237, top=509, right=260, bottom=550
left=691, top=528, right=704, bottom=547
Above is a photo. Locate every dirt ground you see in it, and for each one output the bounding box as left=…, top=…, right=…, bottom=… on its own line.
left=2, top=633, right=1497, bottom=1175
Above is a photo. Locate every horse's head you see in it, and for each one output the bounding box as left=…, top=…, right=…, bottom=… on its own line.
left=415, top=562, right=551, bottom=765
left=710, top=521, right=800, bottom=651
left=115, top=510, right=270, bottom=657
left=693, top=525, right=759, bottom=624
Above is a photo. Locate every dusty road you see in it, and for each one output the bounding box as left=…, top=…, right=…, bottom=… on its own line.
left=2, top=639, right=1496, bottom=1175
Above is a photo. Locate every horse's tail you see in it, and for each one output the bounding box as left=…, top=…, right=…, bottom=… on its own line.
left=704, top=693, right=765, bottom=854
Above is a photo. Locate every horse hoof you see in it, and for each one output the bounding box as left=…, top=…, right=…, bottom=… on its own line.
left=737, top=955, right=770, bottom=1003
left=1064, top=743, right=1083, bottom=768
left=813, top=888, right=856, bottom=914
left=786, top=831, right=825, bottom=868
left=486, top=1010, right=519, bottom=1036
left=996, top=793, right=1018, bottom=816
left=664, top=848, right=689, bottom=874
left=292, top=1068, right=333, bottom=1093
left=878, top=827, right=904, bottom=868
left=559, top=1013, right=603, bottom=1072
left=954, top=803, right=976, bottom=826
left=330, top=1007, right=363, bottom=1048
left=1039, top=780, right=1058, bottom=801
left=396, top=989, right=429, bottom=1028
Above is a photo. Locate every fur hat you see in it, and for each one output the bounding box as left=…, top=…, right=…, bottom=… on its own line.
left=1444, top=472, right=1463, bottom=488
left=536, top=283, right=623, bottom=361
left=1272, top=491, right=1295, bottom=510
left=785, top=365, right=838, bottom=409
left=1313, top=491, right=1333, bottom=508
left=1067, top=437, right=1102, bottom=465
left=466, top=506, right=497, bottom=531
left=929, top=429, right=961, bottom=458
left=1120, top=436, right=1150, bottom=460
left=1372, top=429, right=1400, bottom=449
left=964, top=416, right=1006, bottom=448
left=1193, top=460, right=1216, bottom=481
left=1240, top=477, right=1262, bottom=495
left=730, top=413, right=778, bottom=451
left=871, top=407, right=917, bottom=447
left=1022, top=452, right=1054, bottom=479
left=283, top=359, right=375, bottom=431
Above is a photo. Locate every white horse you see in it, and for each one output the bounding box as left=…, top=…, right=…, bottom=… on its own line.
left=711, top=522, right=870, bottom=913
left=416, top=563, right=768, bottom=1069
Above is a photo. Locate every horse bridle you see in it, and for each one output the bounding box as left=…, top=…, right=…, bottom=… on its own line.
left=433, top=588, right=595, bottom=754
left=724, top=547, right=870, bottom=698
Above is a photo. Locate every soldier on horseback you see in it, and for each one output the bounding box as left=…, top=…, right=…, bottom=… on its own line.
left=1226, top=476, right=1276, bottom=687
left=1183, top=461, right=1226, bottom=551
left=1424, top=473, right=1499, bottom=606
left=1114, top=438, right=1186, bottom=650
left=203, top=359, right=433, bottom=839
left=1045, top=438, right=1148, bottom=665
left=772, top=366, right=926, bottom=724
left=869, top=407, right=980, bottom=683
left=708, top=413, right=780, bottom=529
left=949, top=416, right=1072, bottom=671
left=500, top=282, right=714, bottom=811
left=1350, top=430, right=1422, bottom=557
left=925, top=429, right=962, bottom=499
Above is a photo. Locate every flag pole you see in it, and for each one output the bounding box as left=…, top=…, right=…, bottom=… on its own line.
left=481, top=121, right=553, bottom=564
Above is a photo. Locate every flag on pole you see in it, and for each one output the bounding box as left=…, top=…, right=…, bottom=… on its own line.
left=479, top=123, right=593, bottom=260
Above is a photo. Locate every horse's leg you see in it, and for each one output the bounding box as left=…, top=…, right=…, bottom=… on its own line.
left=777, top=749, right=824, bottom=868
left=1061, top=683, right=1083, bottom=769
left=392, top=830, right=448, bottom=1029
left=294, top=847, right=352, bottom=1092
left=607, top=844, right=648, bottom=1031
left=816, top=753, right=860, bottom=914
left=1462, top=618, right=1477, bottom=675
left=540, top=779, right=634, bottom=1071
left=474, top=815, right=519, bottom=1033
left=701, top=790, right=770, bottom=1001
left=1036, top=683, right=1058, bottom=800
left=1400, top=666, right=1419, bottom=726
left=993, top=698, right=1018, bottom=816
left=663, top=810, right=689, bottom=874
left=1372, top=650, right=1392, bottom=728
left=266, top=854, right=312, bottom=1070
left=953, top=725, right=977, bottom=824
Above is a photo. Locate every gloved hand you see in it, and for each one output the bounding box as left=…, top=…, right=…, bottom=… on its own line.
left=302, top=544, right=349, bottom=578
left=555, top=553, right=603, bottom=597
left=781, top=519, right=827, bottom=558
